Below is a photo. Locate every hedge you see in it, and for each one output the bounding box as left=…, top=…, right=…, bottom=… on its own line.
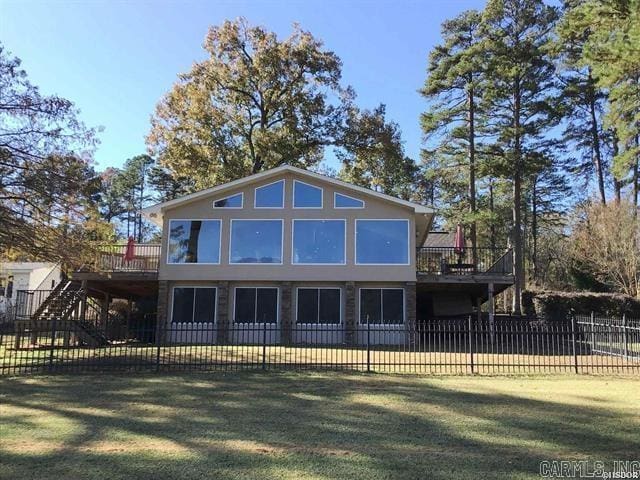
left=523, top=290, right=640, bottom=321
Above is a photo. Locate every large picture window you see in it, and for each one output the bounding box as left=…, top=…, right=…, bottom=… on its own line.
left=293, top=180, right=322, bottom=208
left=230, top=220, right=283, bottom=264
left=172, top=287, right=217, bottom=323
left=359, top=289, right=404, bottom=325
left=296, top=288, right=341, bottom=324
left=355, top=219, right=409, bottom=265
left=255, top=180, right=284, bottom=208
left=234, top=287, right=278, bottom=323
left=292, top=220, right=345, bottom=264
left=168, top=220, right=221, bottom=264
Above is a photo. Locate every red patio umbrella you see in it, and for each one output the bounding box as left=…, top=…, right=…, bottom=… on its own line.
left=454, top=224, right=465, bottom=255
left=124, top=236, right=136, bottom=263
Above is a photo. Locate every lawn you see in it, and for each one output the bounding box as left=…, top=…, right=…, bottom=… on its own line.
left=1, top=373, right=638, bottom=480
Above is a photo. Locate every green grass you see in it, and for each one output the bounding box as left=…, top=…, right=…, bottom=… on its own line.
left=1, top=373, right=639, bottom=479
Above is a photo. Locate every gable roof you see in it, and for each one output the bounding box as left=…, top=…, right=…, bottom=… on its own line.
left=141, top=164, right=434, bottom=224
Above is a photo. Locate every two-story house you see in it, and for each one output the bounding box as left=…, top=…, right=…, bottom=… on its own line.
left=142, top=165, right=434, bottom=345
left=17, top=165, right=513, bottom=347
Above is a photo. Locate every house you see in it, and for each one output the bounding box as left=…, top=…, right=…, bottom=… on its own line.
left=15, top=165, right=513, bottom=346
left=0, top=262, right=62, bottom=321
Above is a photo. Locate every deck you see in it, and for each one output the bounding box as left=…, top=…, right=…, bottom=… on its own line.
left=416, top=247, right=513, bottom=284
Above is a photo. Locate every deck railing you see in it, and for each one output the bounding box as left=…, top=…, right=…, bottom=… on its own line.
left=416, top=247, right=513, bottom=276
left=91, top=243, right=161, bottom=273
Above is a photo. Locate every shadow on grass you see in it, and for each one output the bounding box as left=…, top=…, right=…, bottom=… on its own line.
left=0, top=372, right=638, bottom=480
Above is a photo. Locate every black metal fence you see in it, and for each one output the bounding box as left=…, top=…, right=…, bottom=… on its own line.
left=1, top=315, right=638, bottom=375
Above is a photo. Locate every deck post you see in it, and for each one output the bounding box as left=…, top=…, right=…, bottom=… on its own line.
left=79, top=280, right=88, bottom=322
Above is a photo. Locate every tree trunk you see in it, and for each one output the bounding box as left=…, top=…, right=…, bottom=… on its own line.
left=587, top=69, right=606, bottom=205
left=512, top=80, right=524, bottom=316
left=489, top=178, right=496, bottom=251
left=468, top=83, right=478, bottom=267
left=531, top=176, right=538, bottom=283
left=634, top=134, right=639, bottom=209
left=613, top=132, right=622, bottom=204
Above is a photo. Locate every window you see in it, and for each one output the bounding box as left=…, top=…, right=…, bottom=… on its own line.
left=355, top=219, right=409, bottom=265
left=359, top=289, right=404, bottom=324
left=230, top=220, right=283, bottom=264
left=334, top=193, right=364, bottom=208
left=293, top=180, right=322, bottom=208
left=292, top=220, right=345, bottom=264
left=168, top=220, right=221, bottom=264
left=213, top=193, right=243, bottom=208
left=172, top=287, right=217, bottom=323
left=234, top=287, right=278, bottom=323
left=297, top=288, right=341, bottom=324
left=255, top=180, right=284, bottom=208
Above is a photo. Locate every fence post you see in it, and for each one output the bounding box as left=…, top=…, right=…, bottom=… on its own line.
left=48, top=317, right=58, bottom=373
left=571, top=315, right=578, bottom=374
left=590, top=311, right=596, bottom=354
left=366, top=316, right=371, bottom=373
left=155, top=322, right=162, bottom=372
left=262, top=320, right=267, bottom=371
left=468, top=315, right=474, bottom=374
left=622, top=314, right=629, bottom=359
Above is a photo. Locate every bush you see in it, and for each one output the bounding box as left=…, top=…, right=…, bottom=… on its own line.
left=523, top=290, right=640, bottom=321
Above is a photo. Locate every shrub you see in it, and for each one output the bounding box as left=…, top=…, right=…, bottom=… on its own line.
left=523, top=290, right=640, bottom=321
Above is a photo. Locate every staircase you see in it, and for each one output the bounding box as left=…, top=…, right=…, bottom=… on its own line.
left=27, top=280, right=109, bottom=347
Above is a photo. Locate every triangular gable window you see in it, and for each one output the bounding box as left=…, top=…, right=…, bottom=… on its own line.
left=334, top=193, right=364, bottom=208
left=213, top=193, right=243, bottom=208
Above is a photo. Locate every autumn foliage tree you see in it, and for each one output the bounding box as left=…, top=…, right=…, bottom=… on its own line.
left=147, top=18, right=353, bottom=188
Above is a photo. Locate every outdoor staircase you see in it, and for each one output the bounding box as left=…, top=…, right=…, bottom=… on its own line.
left=27, top=280, right=109, bottom=347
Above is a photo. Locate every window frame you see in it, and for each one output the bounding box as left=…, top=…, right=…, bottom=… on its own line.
left=228, top=219, right=284, bottom=265
left=254, top=179, right=285, bottom=209
left=354, top=219, right=411, bottom=266
left=358, top=288, right=405, bottom=326
left=212, top=193, right=243, bottom=209
left=166, top=218, right=222, bottom=265
left=293, top=180, right=323, bottom=209
left=295, top=287, right=342, bottom=325
left=334, top=192, right=365, bottom=209
left=233, top=286, right=280, bottom=324
left=291, top=219, right=347, bottom=265
left=170, top=285, right=218, bottom=324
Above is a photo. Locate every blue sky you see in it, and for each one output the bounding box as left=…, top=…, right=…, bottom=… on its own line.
left=2, top=0, right=485, bottom=171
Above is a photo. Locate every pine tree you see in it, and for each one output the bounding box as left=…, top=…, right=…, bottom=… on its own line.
left=480, top=0, right=561, bottom=314
left=562, top=0, right=640, bottom=206
left=421, top=10, right=485, bottom=252
left=555, top=1, right=612, bottom=205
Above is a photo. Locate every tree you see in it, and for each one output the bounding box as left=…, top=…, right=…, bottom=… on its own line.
left=147, top=18, right=352, bottom=189
left=0, top=44, right=101, bottom=263
left=570, top=200, right=640, bottom=298
left=562, top=0, right=640, bottom=206
left=554, top=2, right=612, bottom=205
left=338, top=105, right=417, bottom=200
left=148, top=165, right=195, bottom=203
left=421, top=9, right=485, bottom=252
left=99, top=155, right=155, bottom=242
left=480, top=0, right=561, bottom=314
